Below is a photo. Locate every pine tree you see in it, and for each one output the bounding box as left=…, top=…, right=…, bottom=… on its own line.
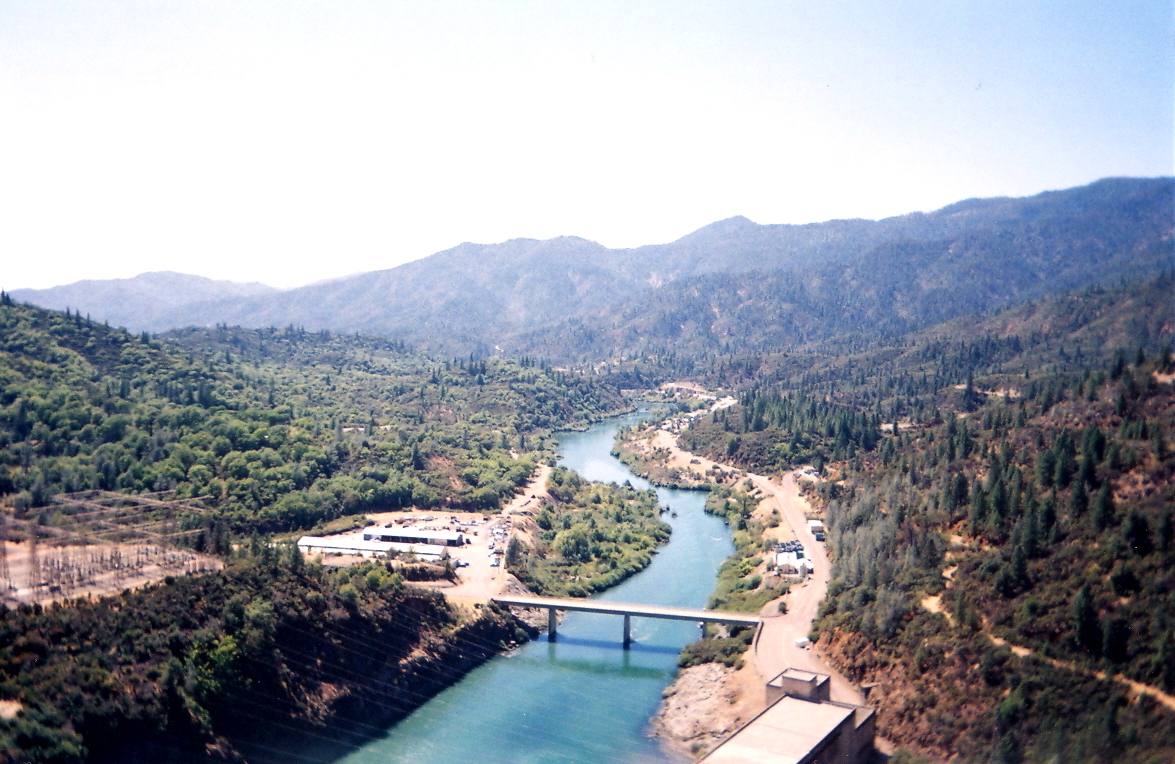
left=1102, top=617, right=1129, bottom=662
left=1071, top=584, right=1101, bottom=655
left=1010, top=542, right=1028, bottom=590
left=27, top=534, right=40, bottom=595
left=1156, top=631, right=1175, bottom=693
left=0, top=519, right=9, bottom=592
left=1040, top=492, right=1057, bottom=543
left=969, top=483, right=987, bottom=536
left=1023, top=506, right=1041, bottom=559
left=1093, top=483, right=1115, bottom=530
left=1122, top=510, right=1153, bottom=557
left=1079, top=451, right=1098, bottom=487
left=1158, top=508, right=1174, bottom=555
left=1068, top=481, right=1088, bottom=519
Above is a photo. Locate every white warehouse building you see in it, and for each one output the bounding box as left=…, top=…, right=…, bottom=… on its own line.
left=297, top=535, right=448, bottom=562
left=363, top=528, right=465, bottom=546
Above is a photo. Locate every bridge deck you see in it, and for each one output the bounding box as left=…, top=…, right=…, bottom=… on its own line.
left=490, top=595, right=760, bottom=626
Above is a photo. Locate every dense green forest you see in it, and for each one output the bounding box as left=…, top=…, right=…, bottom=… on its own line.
left=0, top=298, right=626, bottom=537
left=680, top=390, right=880, bottom=473
left=506, top=467, right=670, bottom=596
left=0, top=296, right=640, bottom=762
left=678, top=275, right=1171, bottom=471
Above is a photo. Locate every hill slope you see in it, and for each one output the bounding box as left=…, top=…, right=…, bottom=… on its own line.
left=675, top=281, right=1175, bottom=762
left=0, top=297, right=647, bottom=762
left=518, top=178, right=1173, bottom=359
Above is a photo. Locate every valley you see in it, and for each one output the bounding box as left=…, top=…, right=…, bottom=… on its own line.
left=0, top=177, right=1172, bottom=763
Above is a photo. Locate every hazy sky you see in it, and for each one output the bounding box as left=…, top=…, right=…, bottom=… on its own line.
left=2, top=1, right=1171, bottom=290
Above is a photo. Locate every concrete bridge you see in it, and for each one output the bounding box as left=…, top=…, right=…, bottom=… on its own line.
left=490, top=595, right=760, bottom=648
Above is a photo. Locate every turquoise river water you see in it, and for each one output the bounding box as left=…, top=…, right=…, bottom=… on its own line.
left=332, top=410, right=734, bottom=763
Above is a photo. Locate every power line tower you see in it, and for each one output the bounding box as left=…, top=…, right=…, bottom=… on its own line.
left=27, top=533, right=40, bottom=599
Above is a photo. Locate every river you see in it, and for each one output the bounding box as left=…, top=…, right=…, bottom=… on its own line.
left=333, top=410, right=734, bottom=763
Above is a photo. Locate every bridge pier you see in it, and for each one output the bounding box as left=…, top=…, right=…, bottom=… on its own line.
left=490, top=595, right=760, bottom=651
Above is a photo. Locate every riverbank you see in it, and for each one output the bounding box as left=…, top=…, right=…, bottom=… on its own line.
left=334, top=409, right=736, bottom=763
left=633, top=406, right=870, bottom=758
left=244, top=600, right=528, bottom=763
left=648, top=662, right=765, bottom=759
left=612, top=397, right=739, bottom=490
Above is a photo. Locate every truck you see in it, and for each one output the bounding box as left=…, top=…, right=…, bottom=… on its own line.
left=807, top=519, right=825, bottom=541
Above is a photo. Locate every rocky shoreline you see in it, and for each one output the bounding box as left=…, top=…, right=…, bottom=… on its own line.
left=649, top=662, right=767, bottom=759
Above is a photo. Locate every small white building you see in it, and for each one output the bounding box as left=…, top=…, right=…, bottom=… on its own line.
left=776, top=550, right=813, bottom=576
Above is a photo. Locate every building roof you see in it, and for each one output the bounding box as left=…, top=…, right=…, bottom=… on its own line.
left=298, top=536, right=397, bottom=553
left=776, top=552, right=811, bottom=568
left=777, top=668, right=824, bottom=683
left=297, top=535, right=448, bottom=557
left=702, top=695, right=855, bottom=764
left=366, top=528, right=464, bottom=543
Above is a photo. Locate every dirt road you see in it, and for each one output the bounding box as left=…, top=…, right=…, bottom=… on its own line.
left=431, top=464, right=552, bottom=603
left=501, top=464, right=552, bottom=517
left=744, top=472, right=865, bottom=705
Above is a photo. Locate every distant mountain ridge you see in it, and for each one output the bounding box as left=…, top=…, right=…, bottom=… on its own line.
left=10, top=272, right=276, bottom=332
left=515, top=176, right=1174, bottom=359
left=10, top=177, right=1173, bottom=357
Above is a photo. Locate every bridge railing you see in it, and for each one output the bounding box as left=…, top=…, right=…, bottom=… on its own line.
left=490, top=595, right=760, bottom=647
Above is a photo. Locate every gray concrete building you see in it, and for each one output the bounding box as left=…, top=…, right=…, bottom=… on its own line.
left=702, top=669, right=875, bottom=764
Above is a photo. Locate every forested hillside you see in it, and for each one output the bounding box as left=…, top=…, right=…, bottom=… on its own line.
left=812, top=351, right=1175, bottom=763
left=0, top=297, right=625, bottom=536
left=527, top=268, right=1175, bottom=402
left=0, top=555, right=522, bottom=763
left=677, top=277, right=1175, bottom=762
left=0, top=295, right=636, bottom=762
